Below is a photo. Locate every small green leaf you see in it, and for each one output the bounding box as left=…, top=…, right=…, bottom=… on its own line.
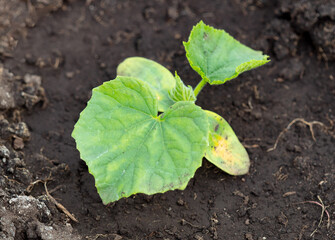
left=117, top=57, right=175, bottom=111
left=72, top=76, right=209, bottom=204
left=169, top=72, right=196, bottom=102
left=184, top=21, right=270, bottom=85
left=205, top=111, right=250, bottom=175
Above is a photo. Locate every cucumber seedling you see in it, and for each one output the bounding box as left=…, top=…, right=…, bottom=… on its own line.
left=72, top=21, right=269, bottom=204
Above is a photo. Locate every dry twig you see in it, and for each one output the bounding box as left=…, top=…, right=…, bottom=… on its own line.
left=282, top=191, right=296, bottom=197
left=267, top=118, right=328, bottom=152
left=243, top=138, right=261, bottom=149
left=26, top=172, right=53, bottom=193
left=85, top=233, right=122, bottom=240
left=44, top=181, right=79, bottom=223
left=295, top=195, right=331, bottom=236
left=26, top=175, right=78, bottom=222
left=3, top=175, right=22, bottom=184
left=243, top=144, right=260, bottom=149
left=26, top=179, right=44, bottom=193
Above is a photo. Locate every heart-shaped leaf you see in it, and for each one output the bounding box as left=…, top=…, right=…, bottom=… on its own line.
left=205, top=111, right=250, bottom=175
left=72, top=77, right=209, bottom=204
left=184, top=21, right=270, bottom=85
left=117, top=57, right=176, bottom=111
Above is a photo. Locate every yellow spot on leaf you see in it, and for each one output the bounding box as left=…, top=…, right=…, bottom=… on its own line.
left=213, top=137, right=234, bottom=165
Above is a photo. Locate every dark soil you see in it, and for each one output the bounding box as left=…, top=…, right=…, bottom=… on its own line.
left=1, top=0, right=335, bottom=239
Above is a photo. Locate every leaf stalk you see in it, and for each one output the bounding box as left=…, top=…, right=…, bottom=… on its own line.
left=193, top=79, right=207, bottom=97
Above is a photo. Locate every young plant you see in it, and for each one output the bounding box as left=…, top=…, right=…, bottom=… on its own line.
left=72, top=21, right=269, bottom=204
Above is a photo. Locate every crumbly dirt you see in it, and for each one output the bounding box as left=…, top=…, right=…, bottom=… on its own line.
left=1, top=0, right=335, bottom=239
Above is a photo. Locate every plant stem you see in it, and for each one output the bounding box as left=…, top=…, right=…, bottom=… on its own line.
left=193, top=79, right=207, bottom=97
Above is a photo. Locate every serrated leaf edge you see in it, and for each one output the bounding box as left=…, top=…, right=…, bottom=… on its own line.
left=72, top=77, right=210, bottom=203
left=184, top=20, right=270, bottom=85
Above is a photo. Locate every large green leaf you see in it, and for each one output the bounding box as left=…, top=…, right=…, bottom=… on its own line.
left=117, top=57, right=176, bottom=111
left=72, top=76, right=209, bottom=204
left=184, top=21, right=270, bottom=85
left=205, top=111, right=250, bottom=175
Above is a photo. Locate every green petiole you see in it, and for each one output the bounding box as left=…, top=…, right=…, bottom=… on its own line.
left=193, top=78, right=207, bottom=97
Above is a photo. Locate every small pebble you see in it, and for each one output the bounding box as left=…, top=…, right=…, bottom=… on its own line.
left=177, top=198, right=185, bottom=206
left=0, top=145, right=10, bottom=158
left=13, top=137, right=24, bottom=150
left=66, top=72, right=75, bottom=79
